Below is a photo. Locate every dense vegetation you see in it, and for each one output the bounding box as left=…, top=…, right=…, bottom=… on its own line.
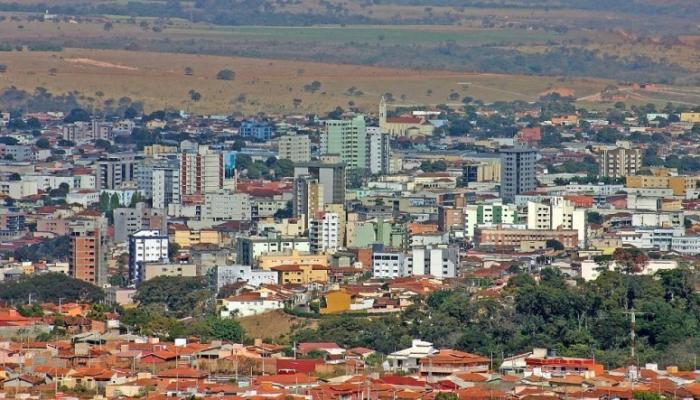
left=124, top=276, right=244, bottom=342
left=293, top=267, right=700, bottom=369
left=0, top=273, right=105, bottom=303
left=11, top=235, right=71, bottom=263
left=133, top=276, right=212, bottom=318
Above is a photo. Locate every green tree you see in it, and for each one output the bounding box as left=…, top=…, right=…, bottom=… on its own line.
left=216, top=69, right=236, bottom=81
left=208, top=318, right=245, bottom=342
left=587, top=211, right=603, bottom=225
left=110, top=193, right=121, bottom=209
left=545, top=239, right=565, bottom=251
left=0, top=273, right=104, bottom=303
left=35, top=137, right=50, bottom=149
left=134, top=276, right=211, bottom=318
left=63, top=108, right=91, bottom=123
left=435, top=393, right=458, bottom=400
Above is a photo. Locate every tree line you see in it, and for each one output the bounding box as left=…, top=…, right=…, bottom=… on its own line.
left=293, top=267, right=700, bottom=369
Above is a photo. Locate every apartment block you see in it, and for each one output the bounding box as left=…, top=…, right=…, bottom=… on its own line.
left=128, top=229, right=169, bottom=283
left=69, top=218, right=108, bottom=286
left=464, top=203, right=518, bottom=238
left=500, top=146, right=537, bottom=202
left=597, top=143, right=641, bottom=178
left=475, top=227, right=579, bottom=249
left=113, top=202, right=167, bottom=243
left=277, top=134, right=311, bottom=163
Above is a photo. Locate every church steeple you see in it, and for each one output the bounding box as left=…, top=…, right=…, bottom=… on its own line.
left=379, top=95, right=387, bottom=127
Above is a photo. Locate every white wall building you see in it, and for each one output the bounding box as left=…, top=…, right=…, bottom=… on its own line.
left=632, top=212, right=684, bottom=228
left=464, top=203, right=518, bottom=239
left=527, top=197, right=586, bottom=246
left=202, top=191, right=251, bottom=222
left=219, top=292, right=285, bottom=318
left=372, top=245, right=459, bottom=279
left=0, top=180, right=38, bottom=199
left=214, top=265, right=279, bottom=289
left=385, top=339, right=436, bottom=373
left=372, top=251, right=407, bottom=279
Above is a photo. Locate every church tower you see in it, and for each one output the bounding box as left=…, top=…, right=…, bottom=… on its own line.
left=379, top=96, right=387, bottom=131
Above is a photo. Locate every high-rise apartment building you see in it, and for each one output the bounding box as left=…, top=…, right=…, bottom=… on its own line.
left=367, top=127, right=391, bottom=175
left=322, top=115, right=368, bottom=172
left=372, top=245, right=459, bottom=279
left=95, top=155, right=141, bottom=190
left=151, top=160, right=181, bottom=209
left=277, top=134, right=311, bottom=163
left=128, top=229, right=169, bottom=283
left=69, top=218, right=108, bottom=286
left=179, top=145, right=232, bottom=196
left=309, top=212, right=339, bottom=254
left=500, top=146, right=537, bottom=202
left=598, top=142, right=642, bottom=178
left=464, top=204, right=518, bottom=238
left=293, top=175, right=324, bottom=229
left=113, top=202, right=167, bottom=243
left=294, top=162, right=346, bottom=205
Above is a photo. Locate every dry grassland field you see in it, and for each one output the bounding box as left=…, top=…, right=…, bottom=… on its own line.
left=238, top=309, right=315, bottom=342
left=0, top=48, right=619, bottom=114
left=1, top=6, right=700, bottom=113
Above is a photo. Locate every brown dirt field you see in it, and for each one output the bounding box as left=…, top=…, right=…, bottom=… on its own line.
left=0, top=48, right=615, bottom=114
left=238, top=309, right=316, bottom=343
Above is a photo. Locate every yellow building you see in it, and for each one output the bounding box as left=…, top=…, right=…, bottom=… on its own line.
left=661, top=199, right=682, bottom=212
left=173, top=229, right=222, bottom=248
left=626, top=175, right=694, bottom=196
left=143, top=144, right=178, bottom=157
left=271, top=264, right=329, bottom=285
left=551, top=114, right=578, bottom=126
left=379, top=97, right=434, bottom=137
left=258, top=250, right=328, bottom=270
left=320, top=290, right=352, bottom=314
left=257, top=217, right=306, bottom=237
left=680, top=112, right=700, bottom=124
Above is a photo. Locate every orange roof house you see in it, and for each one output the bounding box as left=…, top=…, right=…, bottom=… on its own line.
left=419, top=350, right=489, bottom=377
left=0, top=308, right=35, bottom=327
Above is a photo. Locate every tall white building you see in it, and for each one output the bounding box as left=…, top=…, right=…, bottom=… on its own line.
left=152, top=165, right=181, bottom=209
left=128, top=229, right=169, bottom=283
left=309, top=212, right=339, bottom=254
left=527, top=197, right=586, bottom=246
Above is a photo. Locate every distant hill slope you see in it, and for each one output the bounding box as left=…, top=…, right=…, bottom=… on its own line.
left=0, top=0, right=698, bottom=29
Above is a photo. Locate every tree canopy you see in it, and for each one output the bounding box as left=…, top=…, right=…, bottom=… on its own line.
left=133, top=276, right=212, bottom=318
left=292, top=267, right=700, bottom=369
left=0, top=273, right=104, bottom=303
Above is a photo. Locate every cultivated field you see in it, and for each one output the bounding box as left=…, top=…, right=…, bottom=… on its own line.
left=0, top=48, right=617, bottom=114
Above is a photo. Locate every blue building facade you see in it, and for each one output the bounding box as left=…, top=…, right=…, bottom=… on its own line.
left=239, top=119, right=273, bottom=141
